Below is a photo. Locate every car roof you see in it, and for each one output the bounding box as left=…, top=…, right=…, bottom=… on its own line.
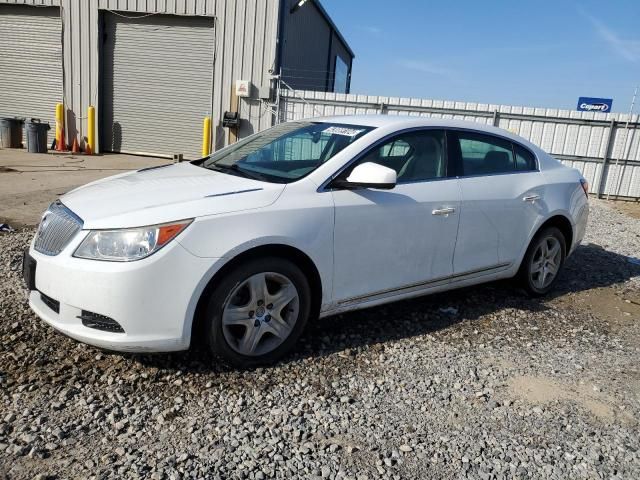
left=311, top=114, right=546, bottom=155
left=314, top=114, right=495, bottom=131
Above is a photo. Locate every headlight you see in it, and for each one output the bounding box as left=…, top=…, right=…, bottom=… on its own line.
left=73, top=219, right=192, bottom=262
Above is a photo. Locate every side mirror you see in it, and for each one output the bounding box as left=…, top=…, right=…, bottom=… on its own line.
left=333, top=162, right=397, bottom=190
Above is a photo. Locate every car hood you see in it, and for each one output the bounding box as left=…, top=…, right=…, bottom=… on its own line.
left=61, top=162, right=285, bottom=229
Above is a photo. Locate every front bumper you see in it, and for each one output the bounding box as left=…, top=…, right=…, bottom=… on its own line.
left=27, top=232, right=217, bottom=353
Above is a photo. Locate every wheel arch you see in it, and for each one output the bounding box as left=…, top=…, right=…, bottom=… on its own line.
left=537, top=214, right=573, bottom=251
left=517, top=213, right=574, bottom=274
left=516, top=213, right=574, bottom=294
left=189, top=244, right=323, bottom=347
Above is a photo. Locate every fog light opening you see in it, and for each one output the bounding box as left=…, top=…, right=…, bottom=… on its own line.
left=78, top=310, right=125, bottom=333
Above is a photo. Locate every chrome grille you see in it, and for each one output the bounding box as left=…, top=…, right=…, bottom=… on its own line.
left=34, top=201, right=83, bottom=256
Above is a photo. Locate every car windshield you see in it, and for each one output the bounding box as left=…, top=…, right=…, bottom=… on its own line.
left=201, top=121, right=374, bottom=183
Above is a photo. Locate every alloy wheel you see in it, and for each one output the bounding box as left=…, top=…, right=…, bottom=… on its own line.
left=530, top=236, right=561, bottom=290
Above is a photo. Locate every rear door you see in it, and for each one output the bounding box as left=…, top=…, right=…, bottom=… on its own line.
left=450, top=130, right=544, bottom=274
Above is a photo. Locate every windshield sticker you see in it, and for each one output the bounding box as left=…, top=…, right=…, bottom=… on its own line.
left=323, top=126, right=365, bottom=137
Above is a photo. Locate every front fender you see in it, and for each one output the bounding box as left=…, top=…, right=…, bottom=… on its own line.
left=177, top=198, right=335, bottom=344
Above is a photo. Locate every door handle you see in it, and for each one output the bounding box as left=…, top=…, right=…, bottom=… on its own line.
left=523, top=194, right=540, bottom=202
left=432, top=207, right=456, bottom=216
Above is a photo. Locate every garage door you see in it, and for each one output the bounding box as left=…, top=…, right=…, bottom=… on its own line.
left=0, top=5, right=62, bottom=142
left=101, top=13, right=214, bottom=159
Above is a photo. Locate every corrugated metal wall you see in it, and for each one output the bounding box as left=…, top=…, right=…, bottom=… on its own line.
left=215, top=0, right=278, bottom=147
left=279, top=90, right=640, bottom=199
left=0, top=0, right=279, bottom=153
left=0, top=0, right=59, bottom=5
left=97, top=0, right=216, bottom=15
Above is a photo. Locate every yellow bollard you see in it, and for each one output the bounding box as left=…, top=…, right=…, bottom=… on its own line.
left=55, top=103, right=64, bottom=151
left=87, top=105, right=96, bottom=155
left=202, top=116, right=211, bottom=157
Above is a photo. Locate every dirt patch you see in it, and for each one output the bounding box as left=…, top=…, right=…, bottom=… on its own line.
left=507, top=375, right=634, bottom=424
left=605, top=199, right=640, bottom=220
left=552, top=287, right=640, bottom=334
left=0, top=149, right=166, bottom=227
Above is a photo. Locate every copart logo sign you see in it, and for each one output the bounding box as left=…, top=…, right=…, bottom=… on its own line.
left=577, top=97, right=613, bottom=112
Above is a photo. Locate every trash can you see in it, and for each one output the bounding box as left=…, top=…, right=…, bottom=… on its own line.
left=0, top=117, right=24, bottom=148
left=25, top=119, right=50, bottom=154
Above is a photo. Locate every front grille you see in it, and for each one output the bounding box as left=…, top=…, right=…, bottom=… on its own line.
left=34, top=201, right=83, bottom=256
left=78, top=310, right=125, bottom=333
left=40, top=292, right=60, bottom=314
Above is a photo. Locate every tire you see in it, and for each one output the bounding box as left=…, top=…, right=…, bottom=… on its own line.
left=518, top=226, right=567, bottom=297
left=204, top=257, right=311, bottom=368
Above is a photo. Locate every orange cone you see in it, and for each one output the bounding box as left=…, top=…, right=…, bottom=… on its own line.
left=71, top=136, right=81, bottom=153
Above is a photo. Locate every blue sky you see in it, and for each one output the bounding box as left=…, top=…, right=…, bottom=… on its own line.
left=321, top=0, right=640, bottom=112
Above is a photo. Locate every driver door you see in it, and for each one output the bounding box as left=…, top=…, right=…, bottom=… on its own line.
left=330, top=129, right=461, bottom=304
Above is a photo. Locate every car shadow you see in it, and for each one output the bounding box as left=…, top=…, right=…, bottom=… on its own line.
left=134, top=243, right=640, bottom=373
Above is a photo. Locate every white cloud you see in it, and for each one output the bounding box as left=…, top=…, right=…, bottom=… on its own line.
left=397, top=59, right=453, bottom=77
left=580, top=10, right=640, bottom=62
left=358, top=25, right=382, bottom=35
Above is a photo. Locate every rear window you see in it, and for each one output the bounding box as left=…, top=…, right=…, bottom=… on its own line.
left=457, top=132, right=515, bottom=175
left=455, top=131, right=537, bottom=175
left=514, top=144, right=537, bottom=171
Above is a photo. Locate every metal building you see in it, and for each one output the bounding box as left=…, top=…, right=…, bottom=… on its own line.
left=279, top=0, right=354, bottom=93
left=0, top=0, right=354, bottom=158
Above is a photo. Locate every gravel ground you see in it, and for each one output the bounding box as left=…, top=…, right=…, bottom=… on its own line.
left=1, top=199, right=639, bottom=480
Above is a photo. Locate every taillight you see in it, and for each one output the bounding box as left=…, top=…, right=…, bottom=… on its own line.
left=580, top=179, right=589, bottom=198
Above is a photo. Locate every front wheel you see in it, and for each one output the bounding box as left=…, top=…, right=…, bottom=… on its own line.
left=204, top=257, right=311, bottom=368
left=518, top=227, right=566, bottom=296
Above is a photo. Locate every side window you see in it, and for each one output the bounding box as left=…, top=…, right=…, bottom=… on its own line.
left=457, top=132, right=515, bottom=176
left=351, top=130, right=446, bottom=182
left=514, top=144, right=537, bottom=171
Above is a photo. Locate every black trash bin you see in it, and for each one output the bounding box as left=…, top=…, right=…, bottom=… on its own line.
left=25, top=119, right=50, bottom=154
left=0, top=117, right=25, bottom=148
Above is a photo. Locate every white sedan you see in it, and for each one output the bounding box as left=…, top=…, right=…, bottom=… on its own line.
left=23, top=116, right=589, bottom=366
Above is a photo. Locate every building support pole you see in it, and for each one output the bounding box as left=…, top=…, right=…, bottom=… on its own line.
left=86, top=105, right=96, bottom=155
left=202, top=116, right=211, bottom=157
left=55, top=103, right=65, bottom=151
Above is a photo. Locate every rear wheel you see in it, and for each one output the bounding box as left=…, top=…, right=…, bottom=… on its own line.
left=204, top=257, right=311, bottom=367
left=518, top=227, right=566, bottom=296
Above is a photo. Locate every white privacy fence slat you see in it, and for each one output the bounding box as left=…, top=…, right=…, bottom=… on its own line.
left=277, top=90, right=640, bottom=199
